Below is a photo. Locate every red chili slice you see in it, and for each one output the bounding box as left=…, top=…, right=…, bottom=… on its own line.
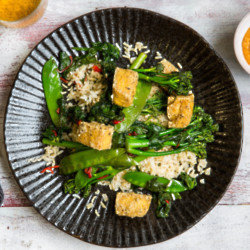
left=56, top=107, right=60, bottom=114
left=98, top=175, right=109, bottom=180
left=84, top=167, right=92, bottom=178
left=128, top=132, right=137, bottom=136
left=92, top=65, right=102, bottom=73
left=52, top=130, right=57, bottom=137
left=165, top=200, right=170, bottom=204
left=113, top=120, right=121, bottom=125
left=60, top=77, right=69, bottom=83
left=40, top=165, right=60, bottom=174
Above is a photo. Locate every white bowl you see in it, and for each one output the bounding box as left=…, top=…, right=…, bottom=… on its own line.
left=234, top=12, right=250, bottom=74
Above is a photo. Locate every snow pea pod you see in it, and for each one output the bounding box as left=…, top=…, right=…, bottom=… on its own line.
left=108, top=153, right=138, bottom=167
left=42, top=57, right=62, bottom=127
left=123, top=171, right=187, bottom=193
left=60, top=148, right=133, bottom=175
left=115, top=80, right=152, bottom=133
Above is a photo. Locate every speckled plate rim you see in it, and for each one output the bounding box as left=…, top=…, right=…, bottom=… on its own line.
left=3, top=7, right=244, bottom=248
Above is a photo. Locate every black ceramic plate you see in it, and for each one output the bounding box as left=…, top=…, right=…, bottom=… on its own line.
left=4, top=8, right=243, bottom=247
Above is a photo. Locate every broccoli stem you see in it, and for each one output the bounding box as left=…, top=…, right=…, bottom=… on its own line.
left=130, top=52, right=147, bottom=69
left=128, top=145, right=189, bottom=157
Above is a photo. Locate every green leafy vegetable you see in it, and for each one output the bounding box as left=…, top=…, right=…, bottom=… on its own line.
left=68, top=105, right=86, bottom=124
left=142, top=91, right=167, bottom=117
left=72, top=42, right=120, bottom=76
left=59, top=51, right=72, bottom=78
left=179, top=172, right=197, bottom=190
left=155, top=192, right=172, bottom=218
left=87, top=98, right=124, bottom=125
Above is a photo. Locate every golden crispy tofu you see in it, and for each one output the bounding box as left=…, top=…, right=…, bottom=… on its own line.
left=113, top=67, right=139, bottom=107
left=115, top=192, right=152, bottom=218
left=160, top=59, right=179, bottom=74
left=167, top=94, right=194, bottom=128
left=74, top=121, right=114, bottom=150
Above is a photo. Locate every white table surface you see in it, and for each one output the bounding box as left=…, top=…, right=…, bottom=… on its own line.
left=0, top=0, right=249, bottom=249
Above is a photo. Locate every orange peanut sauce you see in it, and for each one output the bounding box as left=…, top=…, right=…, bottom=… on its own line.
left=242, top=28, right=250, bottom=65
left=0, top=0, right=41, bottom=22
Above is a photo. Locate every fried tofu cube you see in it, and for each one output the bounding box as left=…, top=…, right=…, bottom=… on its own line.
left=113, top=67, right=139, bottom=107
left=74, top=121, right=114, bottom=150
left=167, top=94, right=194, bottom=128
left=160, top=59, right=179, bottom=74
left=115, top=192, right=152, bottom=218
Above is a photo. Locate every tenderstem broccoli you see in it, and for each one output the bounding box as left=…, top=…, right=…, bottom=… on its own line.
left=125, top=106, right=219, bottom=158
left=133, top=66, right=193, bottom=95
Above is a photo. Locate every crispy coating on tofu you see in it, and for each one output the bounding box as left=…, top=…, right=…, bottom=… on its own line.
left=74, top=121, right=114, bottom=150
left=115, top=192, right=152, bottom=218
left=160, top=59, right=179, bottom=74
left=167, top=94, right=194, bottom=128
left=113, top=67, right=139, bottom=107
